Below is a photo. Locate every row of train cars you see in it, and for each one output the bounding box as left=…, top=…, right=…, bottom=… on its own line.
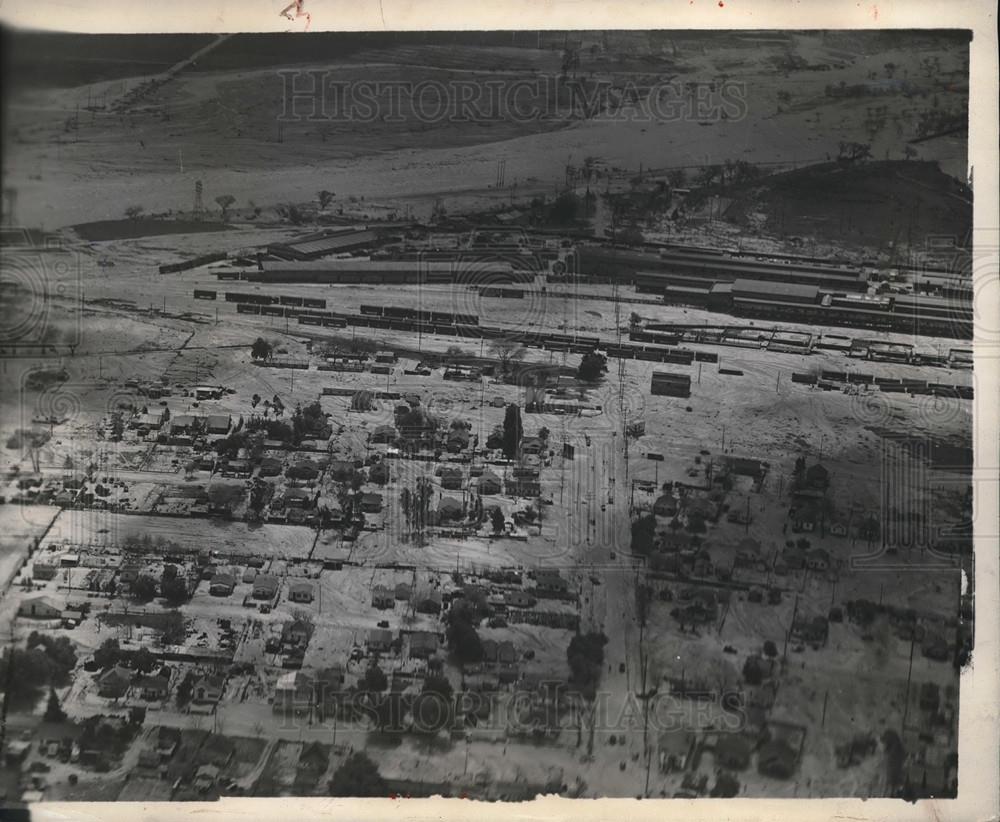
left=195, top=290, right=973, bottom=393
left=193, top=289, right=717, bottom=364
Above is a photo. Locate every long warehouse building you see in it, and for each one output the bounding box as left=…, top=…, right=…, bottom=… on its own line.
left=243, top=259, right=529, bottom=284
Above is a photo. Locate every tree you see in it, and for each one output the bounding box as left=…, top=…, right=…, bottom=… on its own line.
left=711, top=771, right=740, bottom=797
left=94, top=638, right=121, bottom=670
left=251, top=393, right=261, bottom=408
left=27, top=633, right=77, bottom=684
left=160, top=610, right=186, bottom=646
left=124, top=204, right=144, bottom=220
left=446, top=614, right=483, bottom=664
left=742, top=655, right=765, bottom=686
left=502, top=404, right=523, bottom=460
left=666, top=168, right=687, bottom=189
left=369, top=462, right=389, bottom=485
left=161, top=572, right=189, bottom=605
left=763, top=640, right=778, bottom=659
left=131, top=647, right=157, bottom=674
left=215, top=194, right=236, bottom=219
left=250, top=337, right=273, bottom=361
left=44, top=687, right=67, bottom=722
left=412, top=675, right=453, bottom=735
left=330, top=752, right=388, bottom=797
left=0, top=648, right=53, bottom=709
left=360, top=662, right=387, bottom=694
left=176, top=671, right=195, bottom=708
left=492, top=339, right=527, bottom=377
left=317, top=190, right=335, bottom=209
left=577, top=352, right=607, bottom=382
left=131, top=574, right=158, bottom=602
left=630, top=514, right=657, bottom=556
left=550, top=191, right=580, bottom=224
left=491, top=506, right=505, bottom=534
left=566, top=632, right=608, bottom=701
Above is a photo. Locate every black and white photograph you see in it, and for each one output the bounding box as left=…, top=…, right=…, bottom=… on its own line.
left=0, top=2, right=996, bottom=817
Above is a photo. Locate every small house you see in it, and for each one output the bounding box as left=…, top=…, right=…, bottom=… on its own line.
left=252, top=574, right=280, bottom=600
left=394, top=582, right=412, bottom=601
left=193, top=386, right=223, bottom=401
left=374, top=350, right=397, bottom=364
left=367, top=628, right=393, bottom=653
left=288, top=581, right=314, bottom=603
left=504, top=590, right=536, bottom=609
left=658, top=730, right=696, bottom=773
left=447, top=428, right=471, bottom=453
left=170, top=415, right=200, bottom=436
left=206, top=415, right=232, bottom=435
left=259, top=457, right=283, bottom=477
left=274, top=670, right=314, bottom=715
left=497, top=640, right=517, bottom=665
left=372, top=585, right=394, bottom=609
left=18, top=596, right=62, bottom=620
left=440, top=468, right=464, bottom=490
left=282, top=488, right=313, bottom=509
left=136, top=674, right=170, bottom=702
left=282, top=618, right=313, bottom=648
left=209, top=573, right=236, bottom=597
left=534, top=569, right=568, bottom=594
left=360, top=493, right=383, bottom=514
left=416, top=589, right=443, bottom=615
left=520, top=436, right=544, bottom=456
left=97, top=665, right=133, bottom=699
left=192, top=674, right=225, bottom=705
left=32, top=562, right=59, bottom=581
left=370, top=425, right=397, bottom=445
left=478, top=470, right=502, bottom=495
left=408, top=631, right=439, bottom=659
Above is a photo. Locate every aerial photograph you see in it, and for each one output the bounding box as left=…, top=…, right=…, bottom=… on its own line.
left=0, top=23, right=978, bottom=806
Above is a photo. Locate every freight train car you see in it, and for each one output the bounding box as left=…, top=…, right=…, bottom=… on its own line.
left=193, top=289, right=217, bottom=300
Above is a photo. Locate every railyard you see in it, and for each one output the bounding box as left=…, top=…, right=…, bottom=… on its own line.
left=0, top=26, right=978, bottom=806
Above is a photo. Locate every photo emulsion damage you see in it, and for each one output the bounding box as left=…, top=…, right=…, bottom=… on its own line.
left=0, top=26, right=983, bottom=806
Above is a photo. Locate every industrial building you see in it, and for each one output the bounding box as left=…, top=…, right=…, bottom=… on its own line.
left=243, top=259, right=529, bottom=285
left=267, top=228, right=380, bottom=260
left=650, top=371, right=692, bottom=398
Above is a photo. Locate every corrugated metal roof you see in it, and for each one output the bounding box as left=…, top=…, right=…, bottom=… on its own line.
left=282, top=229, right=378, bottom=257
left=263, top=259, right=514, bottom=274
left=731, top=279, right=819, bottom=301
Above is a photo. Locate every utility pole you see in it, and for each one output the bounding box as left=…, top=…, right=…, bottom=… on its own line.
left=901, top=633, right=916, bottom=731
left=782, top=594, right=799, bottom=667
